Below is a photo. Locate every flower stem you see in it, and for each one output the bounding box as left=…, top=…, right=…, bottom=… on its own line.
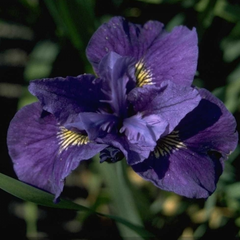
left=96, top=157, right=144, bottom=238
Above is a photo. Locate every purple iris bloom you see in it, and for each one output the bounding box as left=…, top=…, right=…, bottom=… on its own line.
left=7, top=17, right=238, bottom=201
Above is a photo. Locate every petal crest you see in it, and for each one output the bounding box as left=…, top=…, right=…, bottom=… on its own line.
left=121, top=114, right=167, bottom=151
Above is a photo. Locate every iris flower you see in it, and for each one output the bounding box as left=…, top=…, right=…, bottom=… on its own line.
left=7, top=17, right=238, bottom=201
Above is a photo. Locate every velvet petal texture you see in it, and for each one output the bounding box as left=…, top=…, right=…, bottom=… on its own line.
left=132, top=89, right=238, bottom=198
left=86, top=16, right=198, bottom=86
left=29, top=74, right=106, bottom=124
left=7, top=102, right=106, bottom=200
left=128, top=80, right=201, bottom=134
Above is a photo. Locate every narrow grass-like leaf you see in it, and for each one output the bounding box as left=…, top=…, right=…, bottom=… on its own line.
left=0, top=173, right=90, bottom=211
left=0, top=173, right=155, bottom=238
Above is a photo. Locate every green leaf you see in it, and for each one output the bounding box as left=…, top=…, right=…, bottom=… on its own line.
left=0, top=173, right=154, bottom=238
left=44, top=0, right=96, bottom=70
left=0, top=173, right=89, bottom=211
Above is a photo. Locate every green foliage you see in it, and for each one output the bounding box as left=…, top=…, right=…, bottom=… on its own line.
left=0, top=172, right=154, bottom=239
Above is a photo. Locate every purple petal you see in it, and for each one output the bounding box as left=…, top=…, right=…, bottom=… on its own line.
left=142, top=25, right=198, bottom=86
left=120, top=114, right=168, bottom=149
left=176, top=88, right=238, bottom=156
left=79, top=111, right=168, bottom=165
left=86, top=16, right=198, bottom=86
left=78, top=111, right=152, bottom=164
left=97, top=133, right=146, bottom=165
left=98, top=52, right=134, bottom=117
left=132, top=146, right=223, bottom=198
left=7, top=102, right=106, bottom=200
left=120, top=114, right=168, bottom=160
left=72, top=112, right=119, bottom=140
left=128, top=80, right=201, bottom=134
left=86, top=17, right=164, bottom=74
left=132, top=89, right=238, bottom=198
left=29, top=74, right=106, bottom=124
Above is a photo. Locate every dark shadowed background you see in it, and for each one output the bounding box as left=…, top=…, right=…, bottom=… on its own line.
left=1, top=0, right=240, bottom=239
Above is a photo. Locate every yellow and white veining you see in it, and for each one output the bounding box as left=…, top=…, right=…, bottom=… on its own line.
left=135, top=59, right=153, bottom=87
left=57, top=126, right=89, bottom=153
left=154, top=131, right=186, bottom=158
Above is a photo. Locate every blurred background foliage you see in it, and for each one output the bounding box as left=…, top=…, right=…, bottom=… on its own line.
left=1, top=0, right=240, bottom=239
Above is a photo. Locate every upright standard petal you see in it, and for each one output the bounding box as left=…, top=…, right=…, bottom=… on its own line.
left=98, top=52, right=134, bottom=117
left=7, top=102, right=106, bottom=201
left=86, top=16, right=198, bottom=86
left=141, top=25, right=198, bottom=86
left=132, top=89, right=238, bottom=198
left=29, top=74, right=106, bottom=124
left=86, top=17, right=164, bottom=73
